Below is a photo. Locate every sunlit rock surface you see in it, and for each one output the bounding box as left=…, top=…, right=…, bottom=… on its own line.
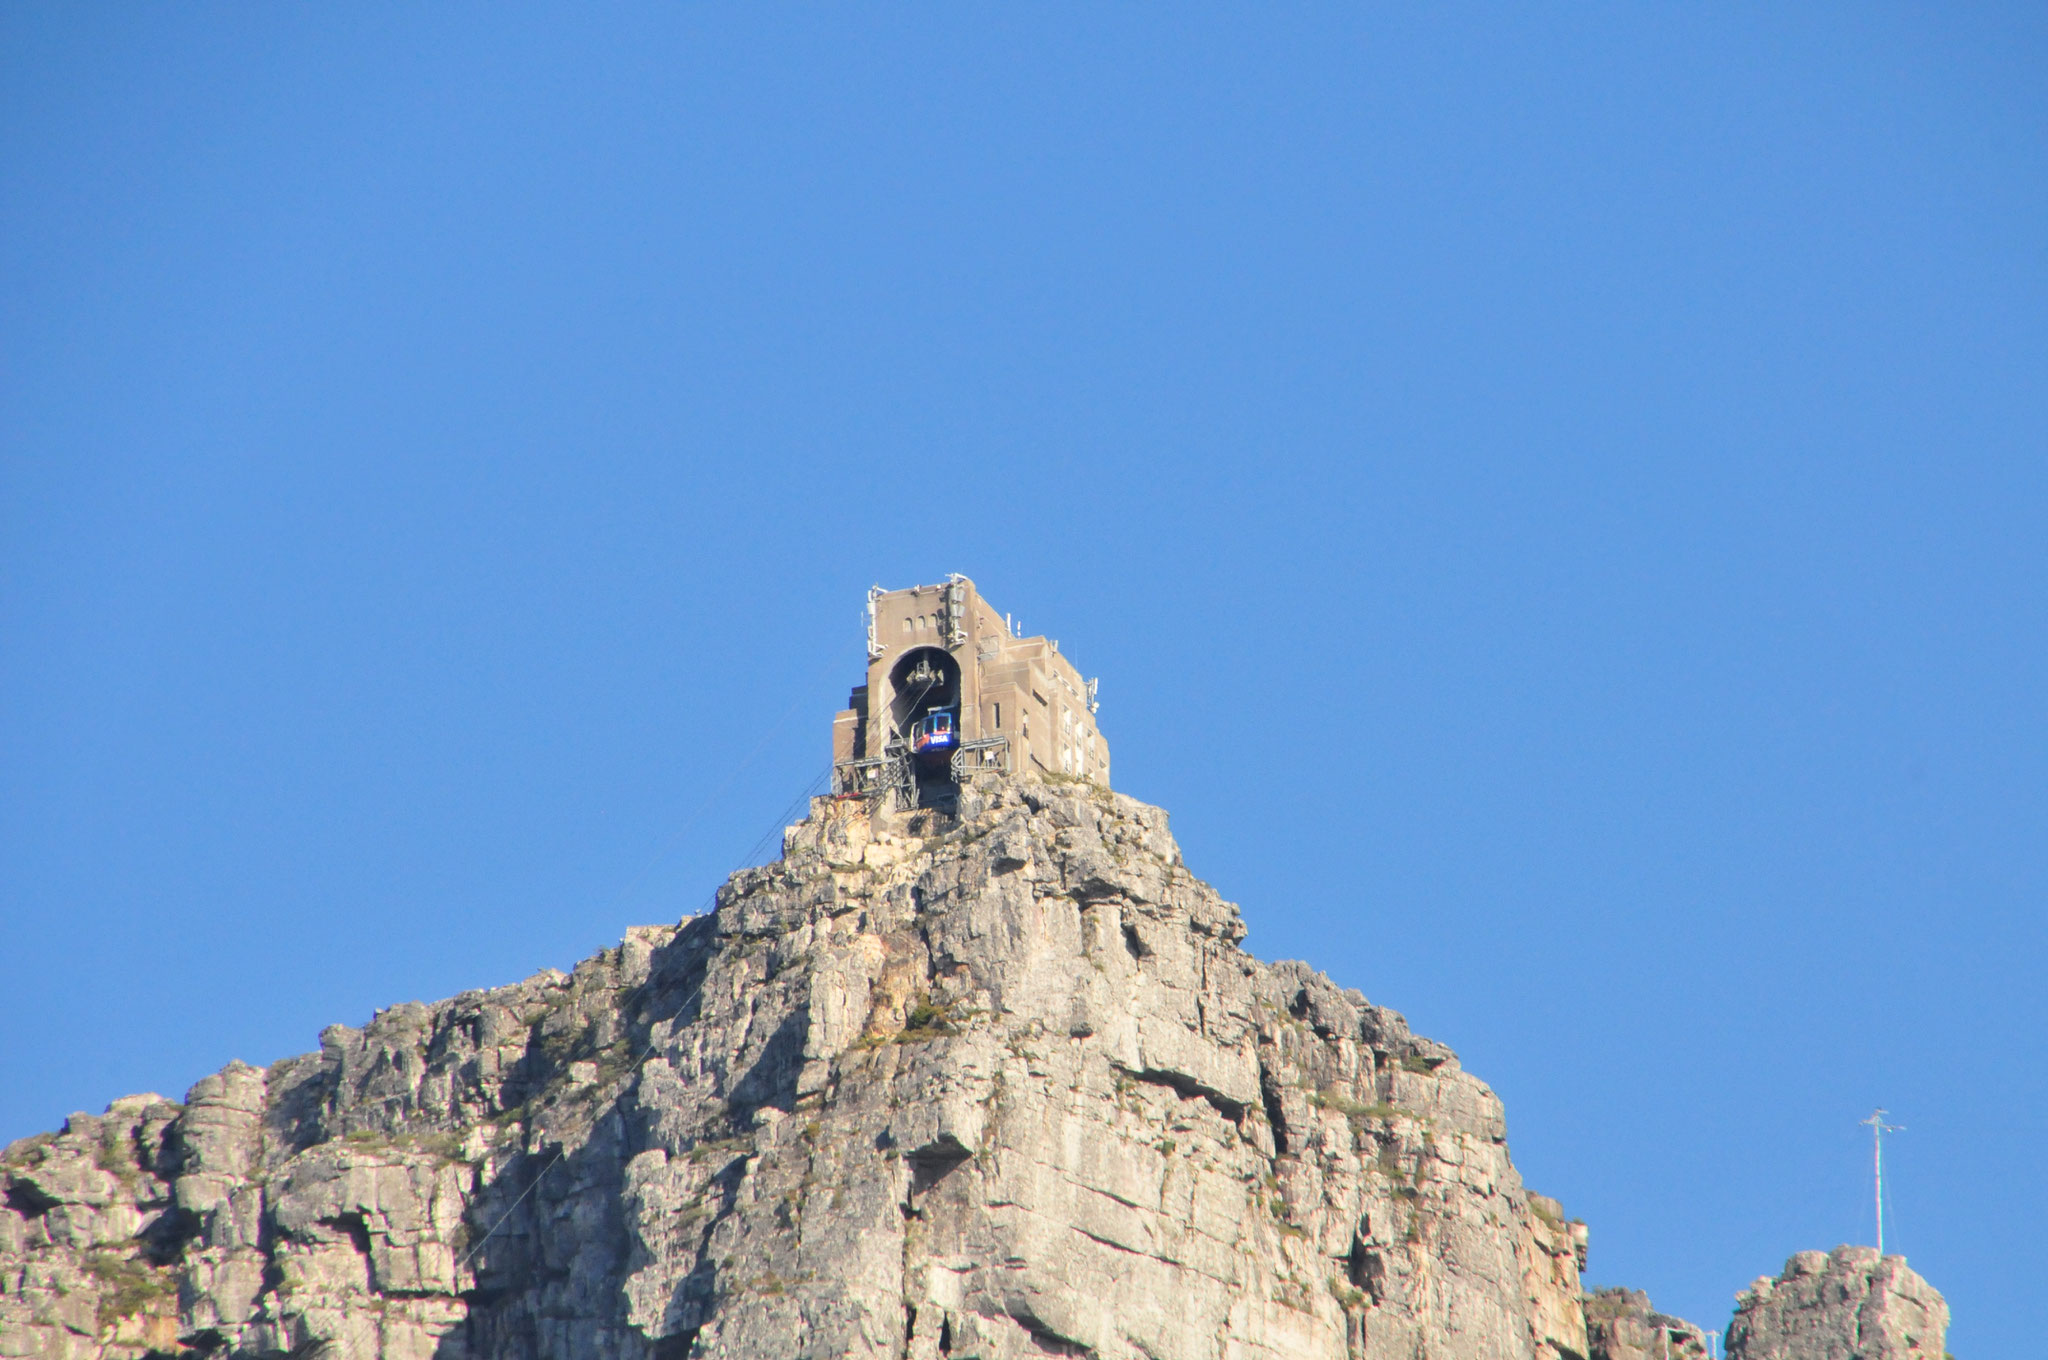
left=1, top=778, right=1650, bottom=1359
left=1725, top=1247, right=1948, bottom=1360
left=1584, top=1287, right=1710, bottom=1360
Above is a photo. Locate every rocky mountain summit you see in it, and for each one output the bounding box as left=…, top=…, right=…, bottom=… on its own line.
left=1724, top=1248, right=1948, bottom=1360
left=2, top=779, right=1947, bottom=1360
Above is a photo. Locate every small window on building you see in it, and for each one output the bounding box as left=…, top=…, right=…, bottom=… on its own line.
left=900, top=617, right=911, bottom=635
left=993, top=702, right=1002, bottom=730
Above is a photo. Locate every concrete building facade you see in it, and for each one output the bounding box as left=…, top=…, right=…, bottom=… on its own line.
left=833, top=576, right=1108, bottom=805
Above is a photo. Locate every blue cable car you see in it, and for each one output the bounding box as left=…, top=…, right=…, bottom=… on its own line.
left=910, top=708, right=958, bottom=756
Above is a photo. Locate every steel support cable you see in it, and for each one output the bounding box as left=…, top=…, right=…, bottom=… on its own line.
left=458, top=647, right=941, bottom=1268
left=453, top=759, right=836, bottom=1272
left=839, top=663, right=943, bottom=803
left=602, top=642, right=861, bottom=920
left=887, top=671, right=944, bottom=741
left=883, top=673, right=943, bottom=807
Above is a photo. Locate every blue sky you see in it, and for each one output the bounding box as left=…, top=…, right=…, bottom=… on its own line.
left=3, top=6, right=2042, bottom=1353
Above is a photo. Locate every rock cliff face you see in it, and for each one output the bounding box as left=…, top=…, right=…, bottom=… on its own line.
left=1582, top=1288, right=1709, bottom=1360
left=1725, top=1248, right=1947, bottom=1360
left=2, top=781, right=1597, bottom=1360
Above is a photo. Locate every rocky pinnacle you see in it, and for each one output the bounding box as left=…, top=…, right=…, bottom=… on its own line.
left=0, top=780, right=1944, bottom=1359
left=1725, top=1247, right=1948, bottom=1360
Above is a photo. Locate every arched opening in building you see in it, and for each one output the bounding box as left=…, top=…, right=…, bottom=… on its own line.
left=889, top=646, right=960, bottom=736
left=888, top=646, right=962, bottom=809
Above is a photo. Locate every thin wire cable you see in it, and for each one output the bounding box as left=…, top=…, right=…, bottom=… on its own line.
left=453, top=759, right=837, bottom=1272
left=600, top=643, right=861, bottom=919
left=887, top=667, right=946, bottom=741
left=453, top=1146, right=566, bottom=1269
left=456, top=643, right=939, bottom=1269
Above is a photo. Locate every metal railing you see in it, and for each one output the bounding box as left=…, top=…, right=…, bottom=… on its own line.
left=949, top=735, right=1010, bottom=781
left=834, top=734, right=1010, bottom=810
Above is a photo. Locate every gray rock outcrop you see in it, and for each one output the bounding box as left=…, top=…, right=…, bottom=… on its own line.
left=1724, top=1247, right=1947, bottom=1360
left=5, top=780, right=1599, bottom=1358
left=1583, top=1287, right=1709, bottom=1360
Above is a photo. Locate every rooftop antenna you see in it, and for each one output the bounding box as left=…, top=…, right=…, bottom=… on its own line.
left=865, top=584, right=885, bottom=660
left=1860, top=1108, right=1903, bottom=1254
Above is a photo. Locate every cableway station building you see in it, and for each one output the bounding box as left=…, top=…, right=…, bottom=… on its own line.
left=832, top=576, right=1108, bottom=808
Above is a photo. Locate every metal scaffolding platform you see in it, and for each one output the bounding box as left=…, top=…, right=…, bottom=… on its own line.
left=834, top=734, right=1010, bottom=811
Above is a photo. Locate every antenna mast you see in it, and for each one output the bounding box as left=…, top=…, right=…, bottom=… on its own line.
left=1860, top=1108, right=1902, bottom=1254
